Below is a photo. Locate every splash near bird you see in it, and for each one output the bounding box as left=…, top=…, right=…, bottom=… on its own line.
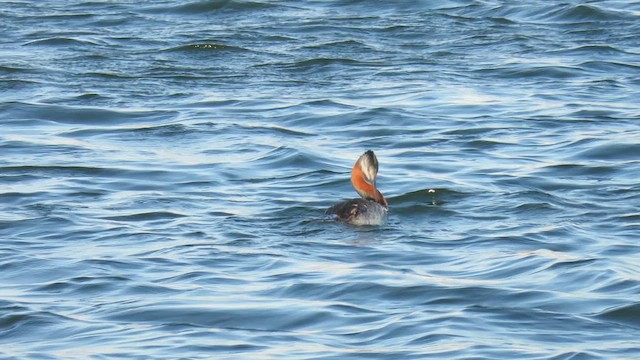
left=325, top=150, right=388, bottom=225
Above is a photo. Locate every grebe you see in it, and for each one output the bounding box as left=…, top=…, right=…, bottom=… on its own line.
left=325, top=150, right=388, bottom=225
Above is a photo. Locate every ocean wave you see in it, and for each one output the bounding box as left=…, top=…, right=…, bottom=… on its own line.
left=0, top=102, right=177, bottom=126
left=23, top=37, right=100, bottom=47
left=143, top=0, right=279, bottom=15
left=163, top=43, right=251, bottom=53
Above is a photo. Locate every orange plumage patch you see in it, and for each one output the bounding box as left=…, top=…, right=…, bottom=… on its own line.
left=351, top=160, right=375, bottom=199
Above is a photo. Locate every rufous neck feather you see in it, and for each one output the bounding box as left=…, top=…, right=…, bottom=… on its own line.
left=351, top=151, right=388, bottom=208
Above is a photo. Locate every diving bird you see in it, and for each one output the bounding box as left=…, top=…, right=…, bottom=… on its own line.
left=325, top=150, right=388, bottom=225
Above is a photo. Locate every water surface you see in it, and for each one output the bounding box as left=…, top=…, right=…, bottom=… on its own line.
left=1, top=1, right=640, bottom=359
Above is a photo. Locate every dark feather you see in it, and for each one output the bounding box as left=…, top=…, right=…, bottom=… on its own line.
left=325, top=198, right=378, bottom=222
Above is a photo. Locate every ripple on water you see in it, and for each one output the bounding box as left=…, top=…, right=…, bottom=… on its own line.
left=0, top=102, right=177, bottom=126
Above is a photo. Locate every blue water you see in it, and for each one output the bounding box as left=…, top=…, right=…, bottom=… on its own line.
left=2, top=1, right=640, bottom=358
